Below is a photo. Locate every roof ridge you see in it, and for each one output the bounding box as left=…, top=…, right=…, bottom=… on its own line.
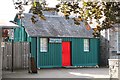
left=44, top=15, right=62, bottom=18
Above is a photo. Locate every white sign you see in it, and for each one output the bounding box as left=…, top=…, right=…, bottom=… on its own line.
left=49, top=38, right=62, bottom=43
left=8, top=29, right=14, bottom=40
left=1, top=42, right=5, bottom=47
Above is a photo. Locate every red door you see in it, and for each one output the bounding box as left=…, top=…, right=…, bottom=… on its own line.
left=62, top=42, right=71, bottom=66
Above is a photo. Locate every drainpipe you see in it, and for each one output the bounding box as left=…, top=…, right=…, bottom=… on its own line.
left=37, top=37, right=39, bottom=69
left=11, top=28, right=14, bottom=72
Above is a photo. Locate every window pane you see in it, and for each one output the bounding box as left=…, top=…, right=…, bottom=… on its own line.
left=84, top=39, right=89, bottom=52
left=40, top=38, right=48, bottom=52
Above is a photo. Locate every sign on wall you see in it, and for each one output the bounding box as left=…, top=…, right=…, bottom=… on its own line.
left=8, top=29, right=14, bottom=40
left=49, top=38, right=62, bottom=43
left=2, top=29, right=14, bottom=40
left=1, top=42, right=5, bottom=47
left=2, top=29, right=8, bottom=37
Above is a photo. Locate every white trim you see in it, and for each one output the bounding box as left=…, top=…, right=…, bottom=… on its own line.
left=117, top=30, right=120, bottom=53
left=84, top=50, right=89, bottom=52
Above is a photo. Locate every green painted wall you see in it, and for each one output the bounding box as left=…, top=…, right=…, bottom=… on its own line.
left=14, top=27, right=28, bottom=42
left=31, top=37, right=100, bottom=68
left=63, top=38, right=100, bottom=66
left=37, top=38, right=62, bottom=68
left=13, top=17, right=30, bottom=42
left=31, top=37, right=37, bottom=67
left=71, top=38, right=100, bottom=66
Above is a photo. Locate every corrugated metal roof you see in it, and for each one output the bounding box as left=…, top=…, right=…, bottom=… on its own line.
left=0, top=20, right=19, bottom=28
left=22, top=12, right=93, bottom=38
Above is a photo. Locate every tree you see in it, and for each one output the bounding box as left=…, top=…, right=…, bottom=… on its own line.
left=13, top=0, right=120, bottom=37
left=55, top=1, right=120, bottom=37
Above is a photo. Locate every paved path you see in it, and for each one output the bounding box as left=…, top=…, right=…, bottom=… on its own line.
left=2, top=68, right=109, bottom=78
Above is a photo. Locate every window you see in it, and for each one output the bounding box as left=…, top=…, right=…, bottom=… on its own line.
left=84, top=39, right=89, bottom=52
left=40, top=38, right=48, bottom=52
left=117, top=31, right=120, bottom=53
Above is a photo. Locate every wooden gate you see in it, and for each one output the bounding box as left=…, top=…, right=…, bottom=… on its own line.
left=2, top=42, right=30, bottom=70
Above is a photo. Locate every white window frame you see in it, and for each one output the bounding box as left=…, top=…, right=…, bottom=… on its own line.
left=84, top=39, right=90, bottom=52
left=40, top=38, right=48, bottom=52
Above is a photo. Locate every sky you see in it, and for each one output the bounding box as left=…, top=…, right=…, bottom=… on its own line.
left=0, top=0, right=59, bottom=22
left=0, top=0, right=17, bottom=22
left=0, top=0, right=102, bottom=28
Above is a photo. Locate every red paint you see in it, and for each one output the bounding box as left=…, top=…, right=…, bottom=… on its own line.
left=62, top=42, right=71, bottom=66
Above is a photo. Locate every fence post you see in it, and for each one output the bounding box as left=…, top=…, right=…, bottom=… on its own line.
left=11, top=39, right=14, bottom=72
left=0, top=29, right=2, bottom=80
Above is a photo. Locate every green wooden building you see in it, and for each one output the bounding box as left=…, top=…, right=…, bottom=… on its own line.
left=14, top=12, right=100, bottom=68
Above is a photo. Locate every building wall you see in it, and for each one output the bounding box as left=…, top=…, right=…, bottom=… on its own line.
left=30, top=37, right=100, bottom=68
left=100, top=30, right=109, bottom=66
left=14, top=16, right=28, bottom=42
left=109, top=27, right=120, bottom=59
left=100, top=26, right=120, bottom=66
left=14, top=27, right=27, bottom=42
left=0, top=29, right=2, bottom=79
